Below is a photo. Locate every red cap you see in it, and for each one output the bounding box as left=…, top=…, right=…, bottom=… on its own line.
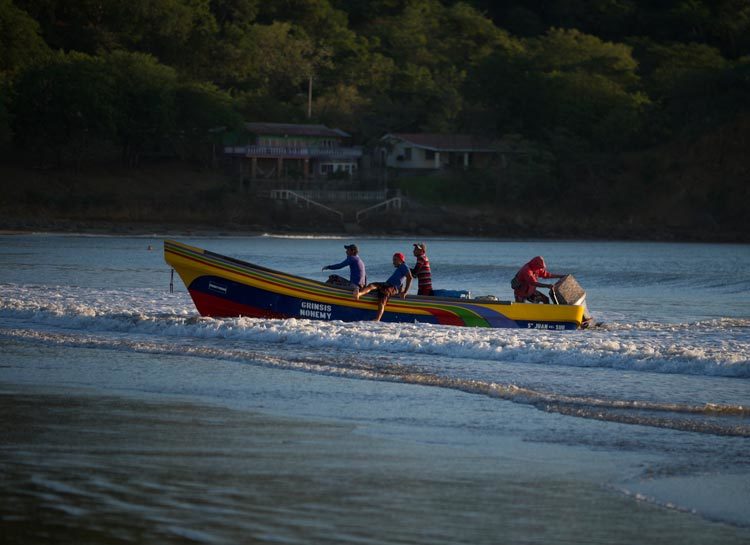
left=393, top=252, right=405, bottom=262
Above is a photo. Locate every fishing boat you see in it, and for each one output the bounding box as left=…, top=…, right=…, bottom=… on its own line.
left=164, top=239, right=589, bottom=330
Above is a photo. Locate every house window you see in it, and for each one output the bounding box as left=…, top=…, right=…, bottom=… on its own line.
left=404, top=147, right=412, bottom=161
left=425, top=149, right=435, bottom=160
left=320, top=163, right=356, bottom=177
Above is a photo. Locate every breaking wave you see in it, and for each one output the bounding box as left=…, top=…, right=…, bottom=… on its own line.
left=3, top=325, right=749, bottom=438
left=2, top=279, right=748, bottom=437
left=1, top=284, right=748, bottom=379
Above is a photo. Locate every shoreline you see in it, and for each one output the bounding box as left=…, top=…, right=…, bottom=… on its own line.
left=2, top=160, right=747, bottom=243
left=1, top=220, right=747, bottom=244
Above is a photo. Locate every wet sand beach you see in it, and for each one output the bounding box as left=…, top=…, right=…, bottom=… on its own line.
left=2, top=371, right=749, bottom=545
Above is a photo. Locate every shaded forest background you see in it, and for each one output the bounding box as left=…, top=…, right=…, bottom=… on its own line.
left=0, top=0, right=748, bottom=240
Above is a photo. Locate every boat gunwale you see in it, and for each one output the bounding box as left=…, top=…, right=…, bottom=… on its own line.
left=166, top=239, right=583, bottom=310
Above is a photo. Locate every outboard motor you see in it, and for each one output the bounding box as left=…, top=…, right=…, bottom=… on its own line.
left=551, top=275, right=587, bottom=306
left=552, top=274, right=593, bottom=327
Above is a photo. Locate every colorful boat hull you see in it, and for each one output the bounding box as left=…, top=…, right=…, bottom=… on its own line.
left=164, top=240, right=585, bottom=330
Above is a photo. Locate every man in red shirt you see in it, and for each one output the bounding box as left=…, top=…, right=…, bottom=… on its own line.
left=512, top=256, right=565, bottom=304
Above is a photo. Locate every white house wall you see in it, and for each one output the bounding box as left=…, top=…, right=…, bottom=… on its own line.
left=386, top=141, right=441, bottom=169
left=387, top=141, right=478, bottom=170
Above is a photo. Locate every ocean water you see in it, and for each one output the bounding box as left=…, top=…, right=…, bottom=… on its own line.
left=1, top=233, right=749, bottom=544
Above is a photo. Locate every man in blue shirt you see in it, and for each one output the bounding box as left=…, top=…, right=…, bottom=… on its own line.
left=323, top=244, right=367, bottom=293
left=355, top=252, right=413, bottom=321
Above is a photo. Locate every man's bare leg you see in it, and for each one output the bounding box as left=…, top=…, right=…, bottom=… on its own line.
left=373, top=299, right=386, bottom=321
left=355, top=284, right=375, bottom=300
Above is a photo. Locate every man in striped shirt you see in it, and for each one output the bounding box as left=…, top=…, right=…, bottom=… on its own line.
left=411, top=242, right=434, bottom=296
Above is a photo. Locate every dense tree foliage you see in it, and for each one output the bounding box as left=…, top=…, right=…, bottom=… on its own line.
left=11, top=52, right=117, bottom=165
left=3, top=0, right=746, bottom=159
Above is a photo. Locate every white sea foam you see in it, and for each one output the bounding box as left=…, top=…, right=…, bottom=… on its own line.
left=3, top=280, right=749, bottom=439
left=260, top=233, right=348, bottom=240
left=4, top=325, right=749, bottom=438
left=1, top=284, right=748, bottom=378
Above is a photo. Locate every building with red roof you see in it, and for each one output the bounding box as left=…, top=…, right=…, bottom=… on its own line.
left=224, top=122, right=362, bottom=181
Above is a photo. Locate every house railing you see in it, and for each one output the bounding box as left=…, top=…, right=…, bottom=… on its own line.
left=269, top=190, right=344, bottom=220
left=225, top=145, right=362, bottom=159
left=355, top=197, right=402, bottom=222
left=290, top=190, right=386, bottom=202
